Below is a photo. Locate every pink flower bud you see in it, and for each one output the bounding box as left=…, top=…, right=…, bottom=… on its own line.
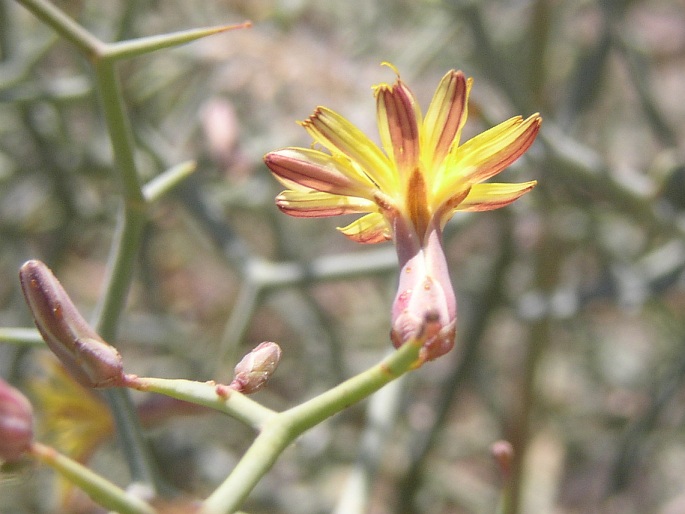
left=0, top=378, right=34, bottom=461
left=201, top=98, right=238, bottom=163
left=491, top=440, right=514, bottom=482
left=390, top=217, right=456, bottom=362
left=230, top=342, right=282, bottom=394
left=19, top=260, right=124, bottom=388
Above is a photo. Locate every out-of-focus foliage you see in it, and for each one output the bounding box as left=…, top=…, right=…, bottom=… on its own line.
left=1, top=0, right=685, bottom=513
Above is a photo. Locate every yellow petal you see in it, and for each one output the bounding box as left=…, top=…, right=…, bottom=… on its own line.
left=375, top=78, right=421, bottom=176
left=423, top=70, right=472, bottom=170
left=31, top=356, right=113, bottom=461
left=300, top=107, right=395, bottom=192
left=265, top=148, right=376, bottom=198
left=337, top=212, right=391, bottom=244
left=446, top=114, right=541, bottom=185
left=276, top=190, right=376, bottom=218
left=435, top=185, right=471, bottom=228
left=457, top=181, right=537, bottom=212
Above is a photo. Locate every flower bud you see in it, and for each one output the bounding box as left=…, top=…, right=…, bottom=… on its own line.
left=0, top=378, right=34, bottom=461
left=491, top=440, right=514, bottom=482
left=19, top=260, right=124, bottom=388
left=230, top=342, right=282, bottom=394
left=390, top=218, right=456, bottom=362
left=201, top=98, right=238, bottom=164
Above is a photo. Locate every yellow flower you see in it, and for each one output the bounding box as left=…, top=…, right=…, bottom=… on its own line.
left=30, top=356, right=208, bottom=508
left=264, top=63, right=540, bottom=244
left=264, top=64, right=541, bottom=361
left=31, top=355, right=113, bottom=462
left=30, top=355, right=114, bottom=507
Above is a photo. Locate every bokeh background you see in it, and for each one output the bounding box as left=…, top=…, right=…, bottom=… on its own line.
left=2, top=0, right=685, bottom=513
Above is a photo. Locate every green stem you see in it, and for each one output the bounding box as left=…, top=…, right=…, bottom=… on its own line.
left=13, top=0, right=252, bottom=500
left=91, top=207, right=146, bottom=339
left=88, top=54, right=158, bottom=492
left=30, top=442, right=157, bottom=514
left=92, top=60, right=145, bottom=206
left=103, top=387, right=159, bottom=489
left=282, top=343, right=418, bottom=433
left=217, top=279, right=262, bottom=372
left=14, top=0, right=155, bottom=489
left=143, top=160, right=197, bottom=203
left=90, top=59, right=146, bottom=339
left=103, top=22, right=251, bottom=61
left=201, top=338, right=423, bottom=514
left=14, top=0, right=104, bottom=57
left=91, top=179, right=157, bottom=491
left=126, top=376, right=277, bottom=431
left=0, top=327, right=44, bottom=346
left=89, top=32, right=157, bottom=496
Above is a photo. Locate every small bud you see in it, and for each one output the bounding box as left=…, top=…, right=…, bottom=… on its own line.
left=200, top=98, right=252, bottom=181
left=201, top=98, right=238, bottom=163
left=0, top=378, right=34, bottom=461
left=230, top=342, right=282, bottom=394
left=491, top=440, right=514, bottom=482
left=19, top=260, right=124, bottom=388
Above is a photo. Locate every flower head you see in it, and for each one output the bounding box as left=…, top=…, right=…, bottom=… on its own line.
left=265, top=64, right=540, bottom=361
